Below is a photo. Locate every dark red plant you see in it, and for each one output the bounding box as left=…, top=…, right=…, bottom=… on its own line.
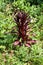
left=13, top=11, right=36, bottom=47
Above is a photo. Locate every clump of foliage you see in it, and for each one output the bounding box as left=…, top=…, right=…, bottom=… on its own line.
left=0, top=0, right=43, bottom=65
left=26, top=0, right=43, bottom=5
left=0, top=43, right=43, bottom=65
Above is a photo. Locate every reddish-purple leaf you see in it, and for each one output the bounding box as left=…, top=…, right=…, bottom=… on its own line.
left=13, top=40, right=20, bottom=46
left=25, top=43, right=31, bottom=47
left=26, top=39, right=36, bottom=44
left=13, top=40, right=22, bottom=46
